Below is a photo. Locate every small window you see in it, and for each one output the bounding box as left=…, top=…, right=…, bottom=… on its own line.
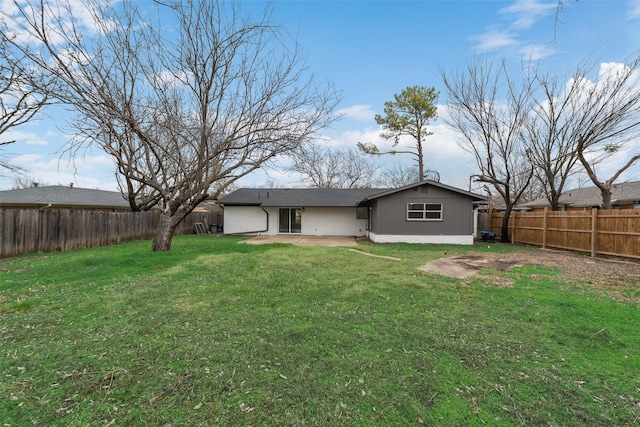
left=356, top=207, right=368, bottom=220
left=407, top=202, right=442, bottom=221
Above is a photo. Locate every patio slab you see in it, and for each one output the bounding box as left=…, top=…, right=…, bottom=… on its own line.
left=243, top=235, right=358, bottom=247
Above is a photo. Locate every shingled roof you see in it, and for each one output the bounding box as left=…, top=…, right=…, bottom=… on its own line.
left=0, top=185, right=130, bottom=210
left=217, top=188, right=389, bottom=207
left=217, top=181, right=488, bottom=207
left=522, top=180, right=640, bottom=209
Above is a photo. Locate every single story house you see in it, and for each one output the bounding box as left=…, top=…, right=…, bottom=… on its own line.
left=216, top=180, right=487, bottom=245
left=521, top=181, right=640, bottom=211
left=0, top=185, right=131, bottom=211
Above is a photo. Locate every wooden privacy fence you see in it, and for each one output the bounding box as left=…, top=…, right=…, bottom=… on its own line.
left=0, top=209, right=220, bottom=258
left=489, top=208, right=640, bottom=260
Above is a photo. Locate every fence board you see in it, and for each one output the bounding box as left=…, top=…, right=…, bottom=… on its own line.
left=0, top=209, right=219, bottom=258
left=487, top=208, right=640, bottom=260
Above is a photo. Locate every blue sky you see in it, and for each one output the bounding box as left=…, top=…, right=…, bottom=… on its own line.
left=2, top=0, right=640, bottom=192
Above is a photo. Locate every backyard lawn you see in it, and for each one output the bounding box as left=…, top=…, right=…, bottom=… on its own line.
left=1, top=235, right=639, bottom=426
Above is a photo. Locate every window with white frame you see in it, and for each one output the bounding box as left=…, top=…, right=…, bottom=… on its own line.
left=407, top=203, right=442, bottom=221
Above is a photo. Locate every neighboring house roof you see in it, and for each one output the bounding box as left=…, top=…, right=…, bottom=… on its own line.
left=217, top=181, right=488, bottom=207
left=361, top=180, right=487, bottom=202
left=482, top=194, right=530, bottom=211
left=217, top=187, right=388, bottom=207
left=522, top=180, right=640, bottom=209
left=0, top=185, right=130, bottom=209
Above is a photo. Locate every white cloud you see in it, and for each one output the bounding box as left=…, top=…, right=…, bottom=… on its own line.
left=11, top=153, right=42, bottom=163
left=471, top=1, right=559, bottom=60
left=1, top=0, right=118, bottom=47
left=470, top=28, right=519, bottom=52
left=499, top=0, right=557, bottom=30
left=629, top=0, right=640, bottom=19
left=339, top=127, right=382, bottom=147
left=3, top=129, right=51, bottom=146
left=2, top=153, right=118, bottom=191
left=336, top=104, right=376, bottom=122
left=597, top=62, right=635, bottom=82
left=520, top=44, right=556, bottom=61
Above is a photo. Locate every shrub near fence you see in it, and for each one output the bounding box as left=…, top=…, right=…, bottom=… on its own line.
left=0, top=209, right=219, bottom=258
left=489, top=208, right=640, bottom=260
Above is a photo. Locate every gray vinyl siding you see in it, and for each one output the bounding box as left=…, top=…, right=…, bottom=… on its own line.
left=369, top=185, right=474, bottom=236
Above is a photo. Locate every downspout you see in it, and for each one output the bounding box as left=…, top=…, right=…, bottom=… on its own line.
left=244, top=207, right=269, bottom=235
left=256, top=207, right=269, bottom=235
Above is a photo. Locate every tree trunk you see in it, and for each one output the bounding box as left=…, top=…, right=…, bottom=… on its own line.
left=500, top=206, right=512, bottom=243
left=549, top=191, right=560, bottom=211
left=417, top=137, right=424, bottom=182
left=601, top=187, right=612, bottom=210
left=152, top=212, right=180, bottom=252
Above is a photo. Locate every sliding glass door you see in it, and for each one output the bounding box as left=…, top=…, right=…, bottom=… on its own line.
left=279, top=208, right=302, bottom=234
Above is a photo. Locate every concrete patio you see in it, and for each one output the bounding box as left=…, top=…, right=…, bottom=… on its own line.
left=242, top=235, right=359, bottom=247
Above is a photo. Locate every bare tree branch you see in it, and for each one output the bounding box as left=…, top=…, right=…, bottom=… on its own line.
left=524, top=66, right=587, bottom=210
left=570, top=56, right=640, bottom=208
left=5, top=0, right=340, bottom=250
left=441, top=58, right=534, bottom=242
left=378, top=164, right=439, bottom=188
left=0, top=30, right=50, bottom=173
left=288, top=144, right=379, bottom=188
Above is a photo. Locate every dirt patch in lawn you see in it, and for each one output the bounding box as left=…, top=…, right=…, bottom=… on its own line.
left=420, top=249, right=640, bottom=302
left=419, top=254, right=523, bottom=279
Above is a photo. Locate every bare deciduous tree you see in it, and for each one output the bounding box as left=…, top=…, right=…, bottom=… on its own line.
left=570, top=58, right=640, bottom=208
left=288, top=144, right=379, bottom=188
left=524, top=69, right=585, bottom=210
left=442, top=59, right=534, bottom=242
left=524, top=57, right=640, bottom=210
left=0, top=36, right=49, bottom=173
left=11, top=175, right=41, bottom=189
left=5, top=0, right=339, bottom=250
left=378, top=164, right=439, bottom=188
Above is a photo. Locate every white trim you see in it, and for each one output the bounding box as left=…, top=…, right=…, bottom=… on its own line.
left=369, top=232, right=474, bottom=245
left=301, top=207, right=367, bottom=236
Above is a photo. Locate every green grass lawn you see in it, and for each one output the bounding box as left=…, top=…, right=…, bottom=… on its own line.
left=1, top=236, right=638, bottom=426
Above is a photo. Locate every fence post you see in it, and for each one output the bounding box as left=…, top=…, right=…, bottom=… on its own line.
left=511, top=211, right=517, bottom=244
left=542, top=207, right=548, bottom=249
left=590, top=208, right=598, bottom=258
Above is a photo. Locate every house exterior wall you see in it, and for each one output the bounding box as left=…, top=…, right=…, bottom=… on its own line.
left=223, top=206, right=366, bottom=236
left=301, top=207, right=367, bottom=236
left=368, top=185, right=475, bottom=244
left=222, top=206, right=269, bottom=234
